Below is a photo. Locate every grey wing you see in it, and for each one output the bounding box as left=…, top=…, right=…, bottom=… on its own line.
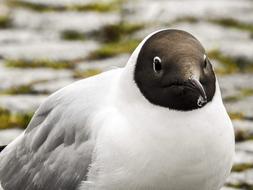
left=0, top=87, right=96, bottom=190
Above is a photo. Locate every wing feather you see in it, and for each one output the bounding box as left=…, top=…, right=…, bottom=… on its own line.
left=0, top=70, right=119, bottom=190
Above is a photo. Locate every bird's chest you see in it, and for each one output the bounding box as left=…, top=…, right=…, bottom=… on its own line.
left=84, top=107, right=234, bottom=190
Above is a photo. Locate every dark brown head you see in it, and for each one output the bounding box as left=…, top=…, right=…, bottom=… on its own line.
left=134, top=29, right=216, bottom=111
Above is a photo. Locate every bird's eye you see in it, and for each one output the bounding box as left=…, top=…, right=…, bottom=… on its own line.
left=153, top=56, right=162, bottom=73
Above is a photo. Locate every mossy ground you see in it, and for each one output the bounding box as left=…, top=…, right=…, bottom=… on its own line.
left=228, top=112, right=245, bottom=120
left=226, top=182, right=253, bottom=190
left=170, top=16, right=199, bottom=24
left=98, top=22, right=145, bottom=42
left=0, top=85, right=36, bottom=95
left=170, top=16, right=253, bottom=35
left=241, top=88, right=253, bottom=97
left=232, top=163, right=253, bottom=172
left=210, top=18, right=253, bottom=35
left=228, top=112, right=253, bottom=122
left=8, top=0, right=121, bottom=12
left=0, top=107, right=33, bottom=129
left=0, top=84, right=50, bottom=95
left=88, top=39, right=140, bottom=60
left=235, top=129, right=253, bottom=142
left=208, top=50, right=253, bottom=74
left=73, top=69, right=101, bottom=78
left=223, top=88, right=253, bottom=103
left=0, top=15, right=12, bottom=28
left=169, top=16, right=253, bottom=42
left=71, top=2, right=120, bottom=12
left=5, top=59, right=74, bottom=69
left=61, top=30, right=86, bottom=41
left=87, top=21, right=144, bottom=59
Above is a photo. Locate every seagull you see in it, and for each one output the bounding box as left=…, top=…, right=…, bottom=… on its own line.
left=0, top=29, right=235, bottom=190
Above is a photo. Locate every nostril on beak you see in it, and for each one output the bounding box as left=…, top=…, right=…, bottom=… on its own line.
left=188, top=76, right=207, bottom=107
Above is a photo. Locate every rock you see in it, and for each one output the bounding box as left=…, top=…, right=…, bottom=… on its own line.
left=0, top=128, right=24, bottom=145
left=226, top=169, right=253, bottom=187
left=225, top=96, right=253, bottom=118
left=0, top=40, right=99, bottom=60
left=0, top=95, right=47, bottom=113
left=0, top=29, right=58, bottom=44
left=234, top=13, right=253, bottom=25
left=12, top=9, right=120, bottom=33
left=220, top=40, right=253, bottom=62
left=33, top=78, right=75, bottom=94
left=76, top=54, right=129, bottom=71
left=0, top=2, right=10, bottom=17
left=218, top=74, right=253, bottom=99
left=170, top=22, right=251, bottom=52
left=0, top=62, right=72, bottom=90
left=234, top=150, right=253, bottom=166
left=236, top=140, right=253, bottom=152
left=125, top=0, right=253, bottom=25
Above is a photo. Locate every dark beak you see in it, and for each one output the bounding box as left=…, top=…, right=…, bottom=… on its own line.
left=188, top=77, right=207, bottom=107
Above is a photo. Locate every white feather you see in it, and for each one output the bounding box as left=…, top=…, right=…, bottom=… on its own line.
left=78, top=30, right=235, bottom=190
left=0, top=29, right=234, bottom=190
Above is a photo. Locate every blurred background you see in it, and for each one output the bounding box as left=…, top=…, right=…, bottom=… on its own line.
left=0, top=0, right=252, bottom=189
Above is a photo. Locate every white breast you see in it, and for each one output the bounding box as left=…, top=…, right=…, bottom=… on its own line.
left=80, top=82, right=234, bottom=190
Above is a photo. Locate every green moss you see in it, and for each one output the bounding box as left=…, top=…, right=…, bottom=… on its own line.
left=99, top=22, right=145, bottom=42
left=0, top=15, right=12, bottom=28
left=210, top=18, right=253, bottom=34
left=9, top=0, right=120, bottom=12
left=88, top=39, right=140, bottom=60
left=86, top=22, right=143, bottom=59
left=0, top=107, right=33, bottom=129
left=226, top=182, right=253, bottom=190
left=241, top=88, right=253, bottom=97
left=223, top=96, right=241, bottom=103
left=5, top=59, right=74, bottom=69
left=228, top=112, right=245, bottom=120
left=0, top=85, right=35, bottom=95
left=73, top=69, right=102, bottom=79
left=208, top=50, right=238, bottom=74
left=228, top=112, right=253, bottom=121
left=61, top=30, right=86, bottom=41
left=8, top=1, right=58, bottom=12
left=0, top=84, right=49, bottom=95
left=171, top=16, right=199, bottom=24
left=69, top=2, right=119, bottom=12
left=235, top=129, right=253, bottom=142
left=232, top=163, right=253, bottom=172
left=208, top=50, right=253, bottom=74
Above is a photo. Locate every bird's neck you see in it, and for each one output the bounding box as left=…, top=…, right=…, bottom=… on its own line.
left=116, top=72, right=227, bottom=129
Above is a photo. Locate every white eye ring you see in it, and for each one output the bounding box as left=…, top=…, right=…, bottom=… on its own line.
left=154, top=56, right=161, bottom=63
left=153, top=56, right=162, bottom=73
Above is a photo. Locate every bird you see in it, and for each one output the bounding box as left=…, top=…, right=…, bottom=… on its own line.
left=0, top=29, right=235, bottom=190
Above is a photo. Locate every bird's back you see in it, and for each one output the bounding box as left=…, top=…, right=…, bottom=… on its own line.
left=0, top=68, right=121, bottom=190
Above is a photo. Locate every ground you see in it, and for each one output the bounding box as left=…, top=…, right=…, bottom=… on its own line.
left=0, top=0, right=253, bottom=189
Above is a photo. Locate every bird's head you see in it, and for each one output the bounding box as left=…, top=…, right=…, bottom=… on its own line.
left=133, top=29, right=216, bottom=111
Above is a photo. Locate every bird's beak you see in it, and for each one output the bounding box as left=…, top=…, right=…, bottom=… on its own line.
left=188, top=77, right=207, bottom=107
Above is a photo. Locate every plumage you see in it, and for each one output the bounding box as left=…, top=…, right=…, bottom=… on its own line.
left=0, top=69, right=121, bottom=190
left=0, top=29, right=234, bottom=190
